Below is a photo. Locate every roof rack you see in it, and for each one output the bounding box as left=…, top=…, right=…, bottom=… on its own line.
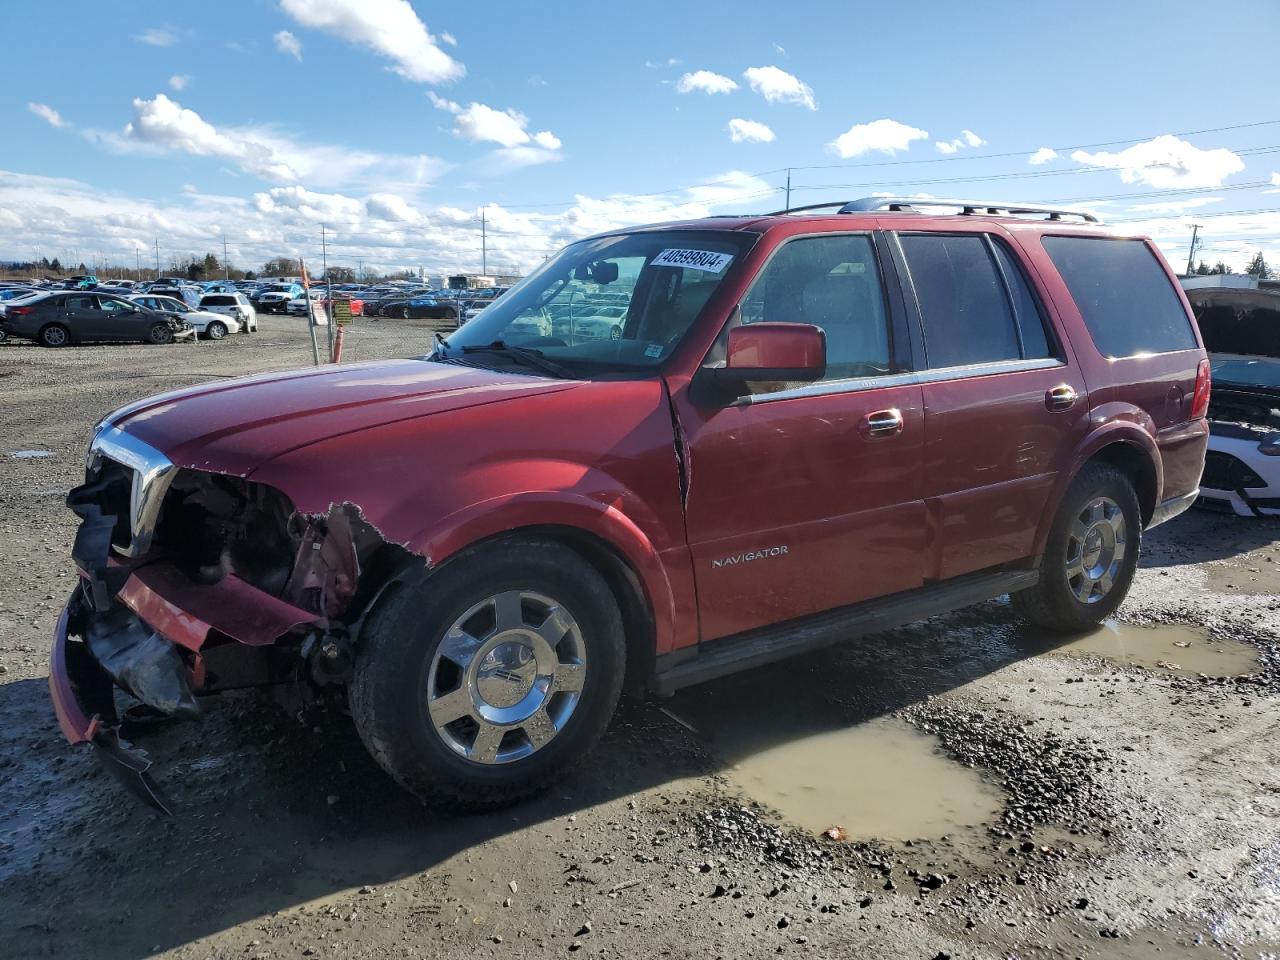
left=769, top=196, right=1101, bottom=223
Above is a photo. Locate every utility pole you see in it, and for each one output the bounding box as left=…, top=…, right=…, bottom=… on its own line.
left=480, top=207, right=488, bottom=276
left=784, top=168, right=792, bottom=210
left=154, top=238, right=161, bottom=279
left=222, top=234, right=230, bottom=279
left=135, top=247, right=141, bottom=278
left=1185, top=224, right=1202, bottom=277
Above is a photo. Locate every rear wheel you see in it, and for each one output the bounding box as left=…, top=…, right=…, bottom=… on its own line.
left=206, top=321, right=228, bottom=340
left=39, top=324, right=69, bottom=347
left=350, top=538, right=626, bottom=810
left=1012, top=462, right=1142, bottom=632
left=400, top=305, right=411, bottom=319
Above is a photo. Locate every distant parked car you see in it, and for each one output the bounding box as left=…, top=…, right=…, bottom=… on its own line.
left=199, top=293, right=258, bottom=332
left=64, top=275, right=99, bottom=289
left=130, top=294, right=241, bottom=340
left=253, top=283, right=304, bottom=314
left=286, top=289, right=327, bottom=315
left=0, top=291, right=191, bottom=346
left=147, top=284, right=202, bottom=308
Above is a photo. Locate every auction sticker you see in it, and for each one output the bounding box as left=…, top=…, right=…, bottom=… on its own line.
left=652, top=248, right=734, bottom=273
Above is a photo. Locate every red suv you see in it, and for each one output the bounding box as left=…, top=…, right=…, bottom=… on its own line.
left=51, top=197, right=1209, bottom=812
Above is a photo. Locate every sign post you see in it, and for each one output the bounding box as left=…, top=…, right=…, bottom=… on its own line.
left=300, top=259, right=321, bottom=366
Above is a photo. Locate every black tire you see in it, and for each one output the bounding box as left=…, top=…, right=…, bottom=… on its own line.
left=350, top=537, right=626, bottom=810
left=1011, top=462, right=1142, bottom=632
left=206, top=321, right=228, bottom=340
left=39, top=324, right=70, bottom=347
left=147, top=322, right=174, bottom=345
left=399, top=305, right=411, bottom=319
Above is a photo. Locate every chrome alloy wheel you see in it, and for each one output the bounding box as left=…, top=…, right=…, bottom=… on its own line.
left=426, top=591, right=587, bottom=764
left=1066, top=496, right=1126, bottom=604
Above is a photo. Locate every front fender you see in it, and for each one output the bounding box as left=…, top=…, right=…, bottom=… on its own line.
left=408, top=483, right=689, bottom=656
left=1030, top=407, right=1163, bottom=558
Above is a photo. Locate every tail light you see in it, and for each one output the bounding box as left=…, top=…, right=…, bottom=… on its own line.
left=1191, top=357, right=1212, bottom=420
left=9, top=306, right=33, bottom=316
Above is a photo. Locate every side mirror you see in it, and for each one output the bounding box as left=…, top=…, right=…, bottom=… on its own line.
left=712, top=322, right=826, bottom=394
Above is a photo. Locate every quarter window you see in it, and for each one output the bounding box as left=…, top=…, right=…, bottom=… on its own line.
left=739, top=234, right=891, bottom=381
left=1041, top=236, right=1197, bottom=358
left=899, top=234, right=1021, bottom=368
left=990, top=239, right=1054, bottom=360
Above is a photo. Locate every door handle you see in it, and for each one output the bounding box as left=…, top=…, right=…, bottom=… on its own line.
left=1045, top=384, right=1078, bottom=411
left=861, top=408, right=904, bottom=438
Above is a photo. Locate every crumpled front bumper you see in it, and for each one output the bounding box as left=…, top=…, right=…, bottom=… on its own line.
left=50, top=565, right=322, bottom=815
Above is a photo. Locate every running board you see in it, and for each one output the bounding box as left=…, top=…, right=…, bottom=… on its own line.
left=650, top=568, right=1039, bottom=695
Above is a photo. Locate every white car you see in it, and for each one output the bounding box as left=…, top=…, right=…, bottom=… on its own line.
left=129, top=294, right=242, bottom=340
left=199, top=293, right=259, bottom=333
left=1198, top=353, right=1280, bottom=517
left=286, top=289, right=327, bottom=315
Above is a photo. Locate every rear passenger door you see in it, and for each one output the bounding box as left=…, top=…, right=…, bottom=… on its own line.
left=61, top=294, right=108, bottom=339
left=891, top=230, right=1089, bottom=580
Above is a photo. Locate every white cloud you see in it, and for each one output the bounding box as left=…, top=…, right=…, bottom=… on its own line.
left=644, top=57, right=681, bottom=69
left=136, top=27, right=177, bottom=47
left=675, top=70, right=738, bottom=95
left=274, top=30, right=302, bottom=60
left=168, top=74, right=190, bottom=91
left=1125, top=196, right=1223, bottom=215
left=728, top=118, right=775, bottom=144
left=1029, top=147, right=1058, bottom=165
left=935, top=129, right=985, bottom=154
left=1070, top=135, right=1245, bottom=189
left=115, top=94, right=447, bottom=191
left=829, top=118, right=928, bottom=158
left=366, top=193, right=420, bottom=221
left=772, top=42, right=786, bottom=56
left=279, top=0, right=462, bottom=84
left=428, top=93, right=562, bottom=161
left=440, top=31, right=457, bottom=46
left=743, top=65, right=816, bottom=110
left=28, top=103, right=67, bottom=128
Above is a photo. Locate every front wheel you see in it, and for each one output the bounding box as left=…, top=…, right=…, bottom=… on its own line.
left=206, top=321, right=228, bottom=340
left=1011, top=462, right=1142, bottom=632
left=399, top=305, right=411, bottom=319
left=350, top=538, right=625, bottom=810
left=147, top=322, right=174, bottom=345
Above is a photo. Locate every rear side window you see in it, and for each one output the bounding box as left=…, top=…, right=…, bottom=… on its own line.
left=899, top=234, right=1021, bottom=368
left=1041, top=236, right=1197, bottom=358
left=990, top=240, right=1053, bottom=360
left=202, top=295, right=234, bottom=306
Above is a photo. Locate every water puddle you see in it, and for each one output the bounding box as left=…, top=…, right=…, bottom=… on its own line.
left=717, top=716, right=1005, bottom=839
left=1047, top=621, right=1258, bottom=676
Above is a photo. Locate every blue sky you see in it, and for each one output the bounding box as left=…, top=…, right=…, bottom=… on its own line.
left=5, top=0, right=1280, bottom=275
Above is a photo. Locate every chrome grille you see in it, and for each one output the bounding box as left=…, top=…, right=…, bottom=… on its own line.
left=86, top=427, right=177, bottom=557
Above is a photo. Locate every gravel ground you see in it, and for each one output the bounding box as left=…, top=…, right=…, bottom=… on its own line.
left=1, top=317, right=1278, bottom=959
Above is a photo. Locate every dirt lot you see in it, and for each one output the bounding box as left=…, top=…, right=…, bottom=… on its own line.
left=2, top=316, right=1278, bottom=959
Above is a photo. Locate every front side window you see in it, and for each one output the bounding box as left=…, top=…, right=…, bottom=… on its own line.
left=1041, top=236, right=1197, bottom=358
left=436, top=230, right=757, bottom=375
left=899, top=234, right=1021, bottom=368
left=736, top=233, right=891, bottom=381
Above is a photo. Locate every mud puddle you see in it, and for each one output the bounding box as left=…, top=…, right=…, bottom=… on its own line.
left=717, top=715, right=1005, bottom=839
left=1046, top=621, right=1259, bottom=676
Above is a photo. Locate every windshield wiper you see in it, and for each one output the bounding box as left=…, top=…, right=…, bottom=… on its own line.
left=461, top=341, right=573, bottom=379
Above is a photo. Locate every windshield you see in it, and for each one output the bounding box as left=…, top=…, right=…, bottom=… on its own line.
left=434, top=229, right=756, bottom=375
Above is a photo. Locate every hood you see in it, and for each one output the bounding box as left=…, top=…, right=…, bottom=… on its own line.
left=108, top=360, right=579, bottom=477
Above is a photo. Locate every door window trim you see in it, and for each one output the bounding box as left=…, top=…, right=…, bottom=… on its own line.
left=891, top=230, right=1064, bottom=369
left=741, top=356, right=1065, bottom=404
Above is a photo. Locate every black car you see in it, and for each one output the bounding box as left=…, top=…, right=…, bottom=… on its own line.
left=0, top=291, right=191, bottom=347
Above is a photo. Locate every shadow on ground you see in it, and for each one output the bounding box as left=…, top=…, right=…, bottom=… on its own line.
left=0, top=599, right=1103, bottom=958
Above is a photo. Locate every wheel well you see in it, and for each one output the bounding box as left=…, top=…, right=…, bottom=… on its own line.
left=429, top=526, right=656, bottom=696
left=1088, top=442, right=1158, bottom=525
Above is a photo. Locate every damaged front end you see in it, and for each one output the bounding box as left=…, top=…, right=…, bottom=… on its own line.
left=50, top=427, right=413, bottom=813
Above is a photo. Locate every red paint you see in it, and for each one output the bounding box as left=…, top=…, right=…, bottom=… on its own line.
left=725, top=322, right=826, bottom=371
left=75, top=209, right=1207, bottom=670
left=49, top=602, right=95, bottom=743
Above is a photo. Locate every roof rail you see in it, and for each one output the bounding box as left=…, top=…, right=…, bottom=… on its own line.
left=768, top=196, right=1101, bottom=223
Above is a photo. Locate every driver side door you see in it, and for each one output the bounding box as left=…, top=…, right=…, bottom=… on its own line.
left=674, top=232, right=927, bottom=641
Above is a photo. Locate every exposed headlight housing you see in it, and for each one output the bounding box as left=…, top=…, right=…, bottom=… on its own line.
left=1259, top=433, right=1280, bottom=457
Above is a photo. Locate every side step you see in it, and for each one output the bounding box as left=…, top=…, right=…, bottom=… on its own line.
left=650, top=567, right=1038, bottom=695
